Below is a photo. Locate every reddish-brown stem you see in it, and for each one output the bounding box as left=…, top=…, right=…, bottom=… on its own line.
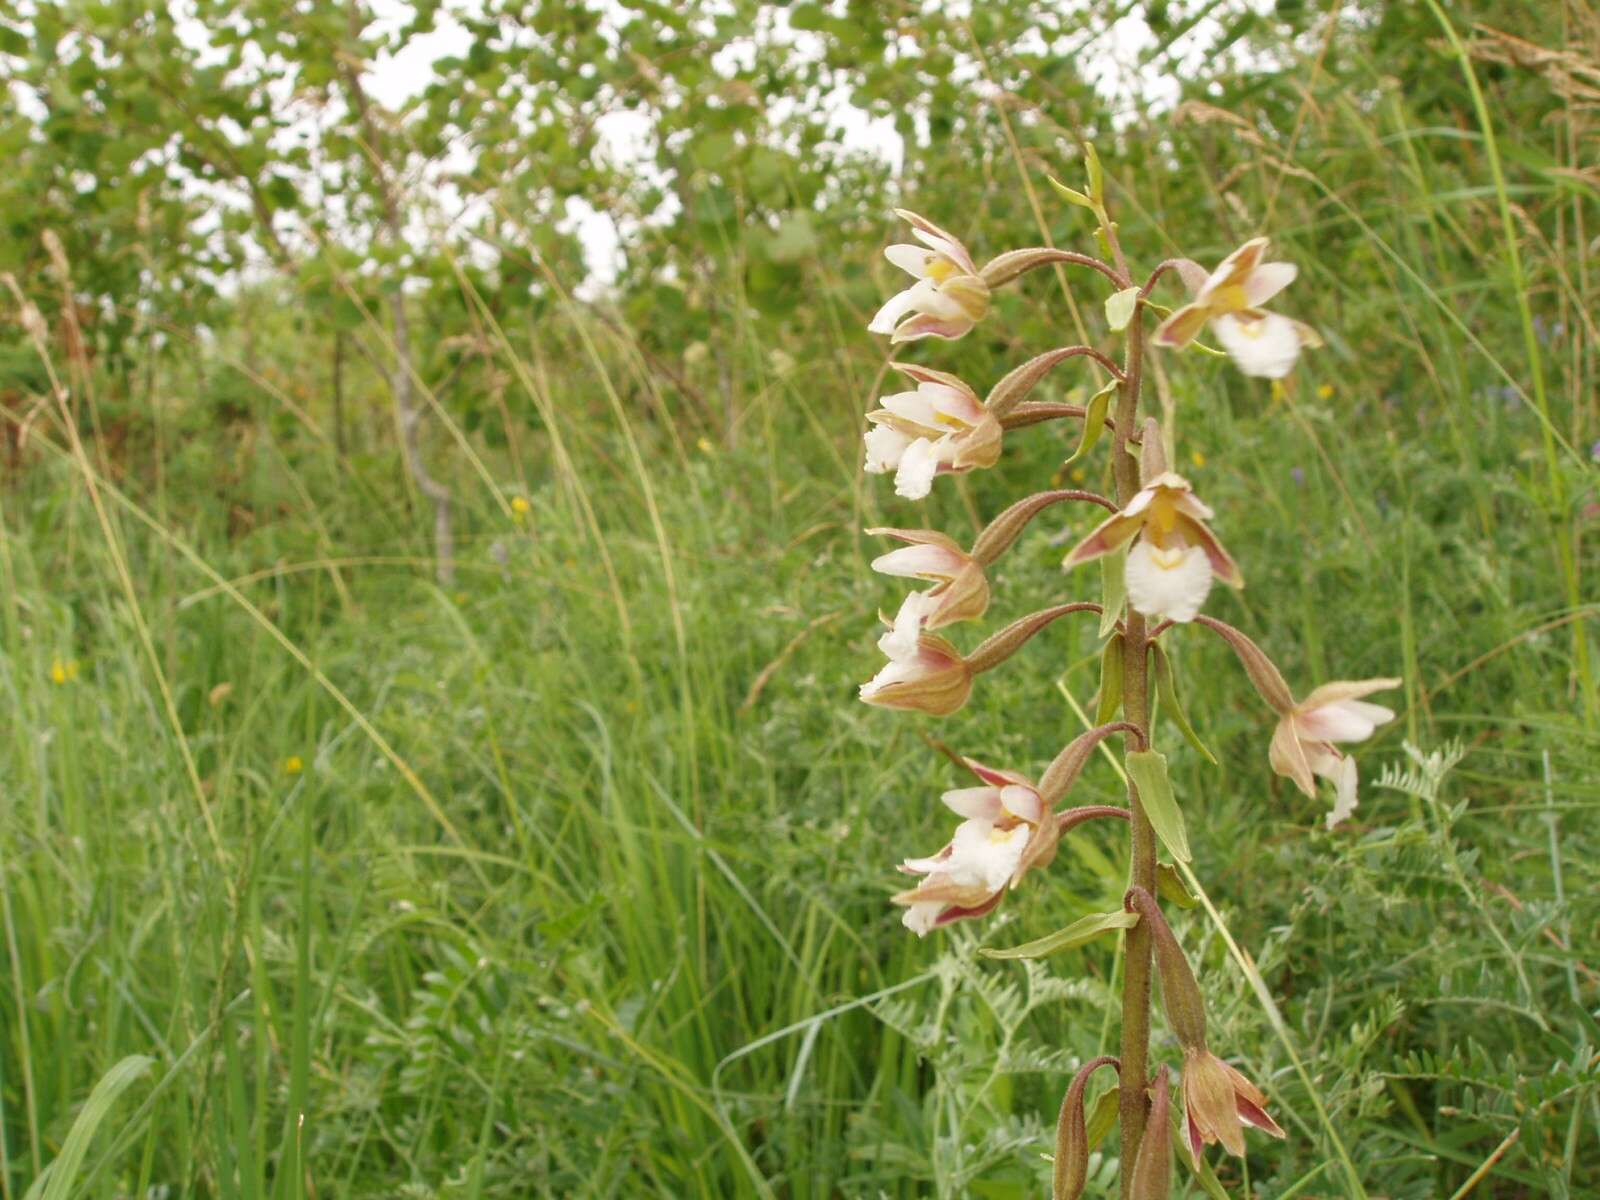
left=1113, top=287, right=1156, bottom=1200
left=998, top=402, right=1119, bottom=435
left=1015, top=248, right=1130, bottom=290
left=1056, top=805, right=1130, bottom=834
left=1139, top=258, right=1189, bottom=301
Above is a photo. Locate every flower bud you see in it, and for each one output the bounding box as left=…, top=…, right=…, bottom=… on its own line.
left=1053, top=1056, right=1119, bottom=1200
left=1193, top=616, right=1295, bottom=714
left=965, top=603, right=1102, bottom=675
left=1123, top=887, right=1206, bottom=1050
left=1128, top=1069, right=1173, bottom=1200
left=970, top=490, right=1115, bottom=567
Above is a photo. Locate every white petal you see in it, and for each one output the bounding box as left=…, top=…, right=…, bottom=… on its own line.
left=1126, top=540, right=1213, bottom=624
left=894, top=438, right=942, bottom=500
left=924, top=381, right=985, bottom=427
left=998, top=784, right=1043, bottom=823
left=868, top=282, right=929, bottom=334
left=879, top=387, right=943, bottom=427
left=1212, top=311, right=1303, bottom=379
left=1297, top=699, right=1393, bottom=744
left=859, top=655, right=918, bottom=699
left=902, top=901, right=943, bottom=936
left=941, top=787, right=1005, bottom=820
left=884, top=243, right=937, bottom=278
left=1122, top=486, right=1157, bottom=518
left=863, top=425, right=912, bottom=474
left=1325, top=755, right=1359, bottom=830
left=871, top=542, right=964, bottom=580
left=946, top=822, right=1029, bottom=892
left=1243, top=261, right=1297, bottom=307
left=878, top=591, right=936, bottom=660
left=910, top=225, right=970, bottom=271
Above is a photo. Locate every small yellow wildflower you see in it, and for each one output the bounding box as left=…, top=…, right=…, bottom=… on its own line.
left=49, top=658, right=79, bottom=685
left=697, top=436, right=715, bottom=455
left=1070, top=467, right=1087, bottom=484
left=1316, top=383, right=1334, bottom=401
left=283, top=755, right=304, bottom=775
left=510, top=496, right=531, bottom=518
left=1190, top=449, right=1207, bottom=468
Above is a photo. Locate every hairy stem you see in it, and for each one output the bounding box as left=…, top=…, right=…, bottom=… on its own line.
left=1113, top=299, right=1156, bottom=1199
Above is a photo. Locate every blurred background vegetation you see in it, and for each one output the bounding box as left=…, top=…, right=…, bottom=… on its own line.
left=1, top=0, right=1597, bottom=1196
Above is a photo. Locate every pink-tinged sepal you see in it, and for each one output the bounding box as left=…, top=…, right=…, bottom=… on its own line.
left=1268, top=677, right=1400, bottom=828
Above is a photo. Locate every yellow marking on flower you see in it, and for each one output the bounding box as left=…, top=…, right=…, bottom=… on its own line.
left=49, top=658, right=79, bottom=685
left=1316, top=383, right=1334, bottom=400
left=925, top=257, right=958, bottom=283
left=283, top=755, right=304, bottom=775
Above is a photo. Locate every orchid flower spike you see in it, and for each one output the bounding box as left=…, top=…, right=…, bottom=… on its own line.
left=894, top=759, right=1060, bottom=934
left=1181, top=1049, right=1286, bottom=1161
left=1062, top=472, right=1241, bottom=624
left=869, top=528, right=989, bottom=660
left=863, top=363, right=1002, bottom=500
left=859, top=631, right=972, bottom=716
left=1270, top=678, right=1400, bottom=829
left=868, top=209, right=991, bottom=343
left=1153, top=238, right=1321, bottom=378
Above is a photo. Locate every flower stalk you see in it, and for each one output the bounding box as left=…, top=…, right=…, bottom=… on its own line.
left=848, top=187, right=1395, bottom=1197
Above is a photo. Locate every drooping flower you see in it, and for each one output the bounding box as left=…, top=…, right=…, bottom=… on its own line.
left=1153, top=238, right=1320, bottom=378
left=1181, top=1049, right=1286, bottom=1161
left=859, top=631, right=972, bottom=716
left=893, top=759, right=1059, bottom=934
left=870, top=528, right=989, bottom=659
left=868, top=209, right=990, bottom=343
left=1269, top=678, right=1400, bottom=829
left=863, top=364, right=1001, bottom=500
left=1062, top=472, right=1241, bottom=623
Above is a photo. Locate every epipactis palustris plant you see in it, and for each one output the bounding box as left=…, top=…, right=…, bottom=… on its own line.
left=855, top=156, right=1399, bottom=1199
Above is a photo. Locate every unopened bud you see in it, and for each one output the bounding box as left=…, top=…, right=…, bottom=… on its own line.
left=1128, top=1069, right=1173, bottom=1200
left=985, top=346, right=1122, bottom=419
left=970, top=489, right=1114, bottom=567
left=1124, top=886, right=1207, bottom=1050
left=1193, top=616, right=1294, bottom=714
left=1053, top=1056, right=1119, bottom=1200
left=966, top=603, right=1101, bottom=675
left=1137, top=417, right=1167, bottom=482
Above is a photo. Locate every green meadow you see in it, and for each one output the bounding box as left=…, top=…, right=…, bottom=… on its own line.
left=0, top=2, right=1595, bottom=1197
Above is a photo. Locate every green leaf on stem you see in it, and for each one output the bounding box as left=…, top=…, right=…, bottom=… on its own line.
left=1084, top=142, right=1105, bottom=206
left=980, top=910, right=1139, bottom=960
left=1105, top=286, right=1140, bottom=332
left=1064, top=377, right=1116, bottom=469
left=1047, top=176, right=1096, bottom=211
left=1157, top=862, right=1200, bottom=909
left=1126, top=750, right=1191, bottom=863
left=1098, top=543, right=1127, bottom=638
left=1095, top=633, right=1124, bottom=724
left=1085, top=1084, right=1120, bottom=1150
left=1151, top=642, right=1218, bottom=764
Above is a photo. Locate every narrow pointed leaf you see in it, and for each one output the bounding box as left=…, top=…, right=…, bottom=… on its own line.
left=1048, top=176, right=1096, bottom=210
left=29, top=1055, right=154, bottom=1200
left=1126, top=750, right=1191, bottom=863
left=1151, top=642, right=1217, bottom=764
left=1064, top=377, right=1116, bottom=469
left=1085, top=1084, right=1120, bottom=1150
left=1098, top=542, right=1127, bottom=638
left=1095, top=633, right=1124, bottom=724
left=1084, top=142, right=1105, bottom=205
left=1156, top=862, right=1200, bottom=909
left=979, top=910, right=1139, bottom=960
